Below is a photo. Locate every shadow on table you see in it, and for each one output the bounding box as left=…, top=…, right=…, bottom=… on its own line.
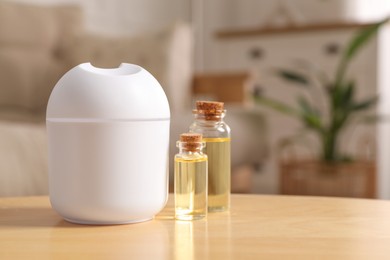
left=0, top=206, right=177, bottom=227
left=0, top=207, right=61, bottom=227
left=0, top=207, right=97, bottom=228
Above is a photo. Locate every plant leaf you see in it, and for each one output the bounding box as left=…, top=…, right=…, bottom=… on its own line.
left=342, top=81, right=355, bottom=106
left=276, top=69, right=310, bottom=86
left=297, top=96, right=319, bottom=115
left=357, top=114, right=390, bottom=124
left=294, top=59, right=330, bottom=85
left=253, top=96, right=299, bottom=117
left=297, top=96, right=323, bottom=132
left=351, top=96, right=378, bottom=111
left=331, top=81, right=355, bottom=111
left=335, top=18, right=389, bottom=86
left=355, top=114, right=379, bottom=124
left=344, top=18, right=389, bottom=60
left=331, top=82, right=344, bottom=107
left=303, top=114, right=323, bottom=132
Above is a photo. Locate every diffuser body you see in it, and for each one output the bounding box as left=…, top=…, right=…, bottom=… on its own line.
left=46, top=63, right=170, bottom=224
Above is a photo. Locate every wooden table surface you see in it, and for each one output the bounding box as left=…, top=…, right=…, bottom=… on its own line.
left=1, top=194, right=390, bottom=259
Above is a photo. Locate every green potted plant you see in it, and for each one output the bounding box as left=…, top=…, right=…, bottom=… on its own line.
left=255, top=18, right=389, bottom=198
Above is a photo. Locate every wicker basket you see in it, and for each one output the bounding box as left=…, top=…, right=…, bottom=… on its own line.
left=280, top=160, right=376, bottom=198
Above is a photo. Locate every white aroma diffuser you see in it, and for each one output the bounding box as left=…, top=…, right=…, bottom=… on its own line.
left=46, top=63, right=170, bottom=224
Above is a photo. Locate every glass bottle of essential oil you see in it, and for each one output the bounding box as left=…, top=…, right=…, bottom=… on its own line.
left=189, top=101, right=231, bottom=212
left=175, top=133, right=208, bottom=220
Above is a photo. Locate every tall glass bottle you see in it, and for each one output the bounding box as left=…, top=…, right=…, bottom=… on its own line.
left=175, top=133, right=208, bottom=220
left=189, top=101, right=231, bottom=212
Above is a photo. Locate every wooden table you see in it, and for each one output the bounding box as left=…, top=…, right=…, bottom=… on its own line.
left=1, top=194, right=390, bottom=259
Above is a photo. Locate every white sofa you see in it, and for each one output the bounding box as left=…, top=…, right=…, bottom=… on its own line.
left=0, top=2, right=267, bottom=196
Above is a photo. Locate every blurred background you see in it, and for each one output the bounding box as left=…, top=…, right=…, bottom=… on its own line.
left=1, top=0, right=390, bottom=199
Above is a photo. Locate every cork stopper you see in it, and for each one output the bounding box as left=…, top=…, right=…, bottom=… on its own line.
left=180, top=133, right=202, bottom=143
left=195, top=101, right=224, bottom=114
left=179, top=133, right=203, bottom=151
left=193, top=101, right=225, bottom=120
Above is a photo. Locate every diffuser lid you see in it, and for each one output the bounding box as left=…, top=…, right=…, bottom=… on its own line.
left=46, top=63, right=170, bottom=121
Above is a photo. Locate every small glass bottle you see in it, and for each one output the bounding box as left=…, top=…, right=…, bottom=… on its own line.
left=175, top=133, right=208, bottom=220
left=189, top=101, right=231, bottom=212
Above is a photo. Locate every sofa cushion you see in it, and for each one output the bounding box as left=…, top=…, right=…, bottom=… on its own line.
left=0, top=1, right=57, bottom=50
left=0, top=120, right=48, bottom=197
left=0, top=2, right=83, bottom=111
left=0, top=48, right=54, bottom=110
left=0, top=2, right=82, bottom=52
left=0, top=108, right=45, bottom=123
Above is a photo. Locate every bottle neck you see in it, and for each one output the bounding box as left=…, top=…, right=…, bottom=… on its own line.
left=177, top=141, right=205, bottom=155
left=193, top=112, right=226, bottom=126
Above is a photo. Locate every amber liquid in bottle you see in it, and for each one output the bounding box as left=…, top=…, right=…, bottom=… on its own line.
left=174, top=133, right=208, bottom=221
left=175, top=156, right=208, bottom=220
left=189, top=101, right=231, bottom=212
left=203, top=137, right=231, bottom=212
